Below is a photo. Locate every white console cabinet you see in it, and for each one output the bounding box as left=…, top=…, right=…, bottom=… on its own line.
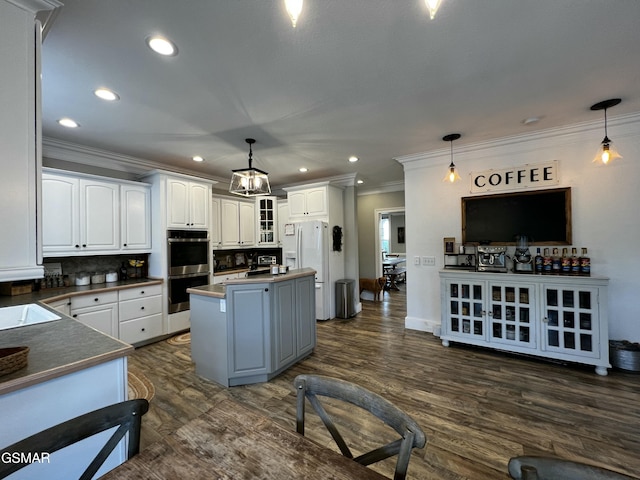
left=439, top=271, right=610, bottom=375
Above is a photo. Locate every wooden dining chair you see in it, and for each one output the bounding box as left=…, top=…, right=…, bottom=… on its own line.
left=0, top=399, right=149, bottom=480
left=294, top=374, right=426, bottom=480
left=508, top=455, right=635, bottom=480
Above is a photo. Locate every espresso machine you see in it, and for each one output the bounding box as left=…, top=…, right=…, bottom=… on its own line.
left=513, top=235, right=533, bottom=273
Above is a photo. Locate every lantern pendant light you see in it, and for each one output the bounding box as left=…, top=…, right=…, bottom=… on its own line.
left=442, top=133, right=462, bottom=183
left=229, top=138, right=271, bottom=197
left=285, top=0, right=303, bottom=28
left=425, top=0, right=443, bottom=20
left=590, top=98, right=622, bottom=165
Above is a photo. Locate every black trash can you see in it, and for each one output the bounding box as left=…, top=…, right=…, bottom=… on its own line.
left=335, top=279, right=356, bottom=319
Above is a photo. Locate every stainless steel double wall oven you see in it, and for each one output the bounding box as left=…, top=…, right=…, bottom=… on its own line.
left=167, top=230, right=209, bottom=313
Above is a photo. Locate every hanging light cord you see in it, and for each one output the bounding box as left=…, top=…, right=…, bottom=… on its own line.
left=247, top=143, right=253, bottom=169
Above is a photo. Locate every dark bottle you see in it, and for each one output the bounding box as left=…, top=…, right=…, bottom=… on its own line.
left=561, top=247, right=571, bottom=275
left=534, top=248, right=543, bottom=274
left=119, top=262, right=128, bottom=280
left=580, top=247, right=591, bottom=276
left=551, top=248, right=561, bottom=274
left=570, top=247, right=580, bottom=275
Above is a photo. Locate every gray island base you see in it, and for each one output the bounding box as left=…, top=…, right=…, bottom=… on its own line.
left=187, top=268, right=316, bottom=387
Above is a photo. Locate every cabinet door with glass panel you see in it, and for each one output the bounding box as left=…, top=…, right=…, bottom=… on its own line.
left=443, top=279, right=486, bottom=341
left=542, top=285, right=600, bottom=359
left=488, top=282, right=536, bottom=348
left=256, top=196, right=278, bottom=246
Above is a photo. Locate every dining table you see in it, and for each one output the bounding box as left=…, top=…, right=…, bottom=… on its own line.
left=382, top=257, right=406, bottom=290
left=100, top=397, right=388, bottom=479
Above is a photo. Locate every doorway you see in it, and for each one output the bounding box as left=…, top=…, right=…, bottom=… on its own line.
left=374, top=207, right=406, bottom=279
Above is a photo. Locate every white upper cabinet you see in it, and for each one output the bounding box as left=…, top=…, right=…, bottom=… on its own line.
left=43, top=172, right=119, bottom=254
left=0, top=2, right=55, bottom=281
left=167, top=178, right=210, bottom=230
left=121, top=184, right=151, bottom=251
left=285, top=186, right=328, bottom=219
left=210, top=196, right=222, bottom=248
left=219, top=197, right=255, bottom=247
left=42, top=170, right=151, bottom=256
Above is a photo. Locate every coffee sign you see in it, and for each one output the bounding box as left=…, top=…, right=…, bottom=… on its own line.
left=469, top=160, right=559, bottom=193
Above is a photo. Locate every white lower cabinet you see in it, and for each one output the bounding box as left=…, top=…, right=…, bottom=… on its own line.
left=440, top=271, right=610, bottom=375
left=118, top=284, right=163, bottom=344
left=70, top=291, right=119, bottom=337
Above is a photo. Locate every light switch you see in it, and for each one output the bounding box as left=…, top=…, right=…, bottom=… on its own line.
left=413, top=256, right=420, bottom=266
left=423, top=256, right=436, bottom=266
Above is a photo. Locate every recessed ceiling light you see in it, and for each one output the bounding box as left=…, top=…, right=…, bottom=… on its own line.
left=58, top=117, right=79, bottom=128
left=357, top=179, right=364, bottom=184
left=299, top=167, right=308, bottom=172
left=192, top=156, right=204, bottom=162
left=348, top=156, right=359, bottom=163
left=94, top=88, right=120, bottom=101
left=146, top=35, right=178, bottom=56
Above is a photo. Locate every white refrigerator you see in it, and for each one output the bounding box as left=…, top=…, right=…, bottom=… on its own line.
left=282, top=220, right=331, bottom=320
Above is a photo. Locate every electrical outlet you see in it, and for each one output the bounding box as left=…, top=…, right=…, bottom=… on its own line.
left=423, top=256, right=436, bottom=266
left=413, top=256, right=420, bottom=266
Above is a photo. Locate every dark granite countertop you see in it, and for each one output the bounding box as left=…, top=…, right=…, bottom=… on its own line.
left=0, top=279, right=159, bottom=395
left=0, top=315, right=132, bottom=395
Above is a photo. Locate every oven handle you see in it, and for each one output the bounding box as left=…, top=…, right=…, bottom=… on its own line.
left=168, top=271, right=211, bottom=280
left=168, top=238, right=210, bottom=243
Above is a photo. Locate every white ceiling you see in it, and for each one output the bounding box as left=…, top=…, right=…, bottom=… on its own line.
left=40, top=0, right=640, bottom=192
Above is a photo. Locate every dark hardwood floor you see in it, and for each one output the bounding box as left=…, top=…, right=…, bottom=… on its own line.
left=129, top=284, right=640, bottom=479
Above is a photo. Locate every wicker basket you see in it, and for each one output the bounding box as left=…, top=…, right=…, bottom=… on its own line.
left=0, top=346, right=29, bottom=377
left=610, top=340, right=640, bottom=372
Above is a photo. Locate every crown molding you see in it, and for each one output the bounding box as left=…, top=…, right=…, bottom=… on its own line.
left=42, top=137, right=224, bottom=183
left=395, top=111, right=640, bottom=168
left=7, top=0, right=62, bottom=13
left=357, top=180, right=405, bottom=196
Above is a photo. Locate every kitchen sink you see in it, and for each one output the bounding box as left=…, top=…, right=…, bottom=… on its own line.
left=0, top=303, right=61, bottom=331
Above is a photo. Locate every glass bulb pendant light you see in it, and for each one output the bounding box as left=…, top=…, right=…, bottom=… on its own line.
left=590, top=98, right=622, bottom=165
left=229, top=138, right=271, bottom=197
left=442, top=133, right=462, bottom=183
left=425, top=0, right=443, bottom=20
left=285, top=0, right=303, bottom=28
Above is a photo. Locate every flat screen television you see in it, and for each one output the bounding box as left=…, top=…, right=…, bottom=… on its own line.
left=461, top=187, right=571, bottom=245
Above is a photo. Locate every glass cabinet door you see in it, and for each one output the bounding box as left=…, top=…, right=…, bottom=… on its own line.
left=257, top=197, right=276, bottom=245
left=446, top=280, right=485, bottom=339
left=489, top=283, right=535, bottom=348
left=542, top=285, right=599, bottom=358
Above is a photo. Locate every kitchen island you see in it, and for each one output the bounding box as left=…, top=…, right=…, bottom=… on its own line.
left=0, top=309, right=132, bottom=479
left=187, top=268, right=316, bottom=387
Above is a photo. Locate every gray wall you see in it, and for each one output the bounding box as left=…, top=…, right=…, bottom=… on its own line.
left=389, top=213, right=406, bottom=254
left=357, top=191, right=405, bottom=278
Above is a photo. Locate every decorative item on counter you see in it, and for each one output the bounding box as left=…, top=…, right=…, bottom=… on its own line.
left=570, top=248, right=580, bottom=275
left=513, top=234, right=533, bottom=273
left=90, top=272, right=106, bottom=284
left=551, top=248, right=561, bottom=274
left=128, top=259, right=145, bottom=278
left=561, top=248, right=571, bottom=274
left=0, top=346, right=29, bottom=377
left=542, top=248, right=552, bottom=274
left=106, top=271, right=118, bottom=283
left=534, top=248, right=543, bottom=274
left=119, top=262, right=128, bottom=280
left=271, top=264, right=280, bottom=275
left=75, top=272, right=90, bottom=286
left=580, top=248, right=591, bottom=276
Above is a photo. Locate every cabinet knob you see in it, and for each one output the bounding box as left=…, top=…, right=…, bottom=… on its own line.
left=543, top=317, right=549, bottom=323
left=141, top=306, right=145, bottom=310
left=141, top=291, right=145, bottom=294
left=82, top=244, right=87, bottom=247
left=94, top=298, right=99, bottom=302
left=265, top=288, right=269, bottom=292
left=72, top=314, right=78, bottom=318
left=123, top=243, right=127, bottom=247
left=75, top=245, right=80, bottom=248
left=141, top=327, right=145, bottom=332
